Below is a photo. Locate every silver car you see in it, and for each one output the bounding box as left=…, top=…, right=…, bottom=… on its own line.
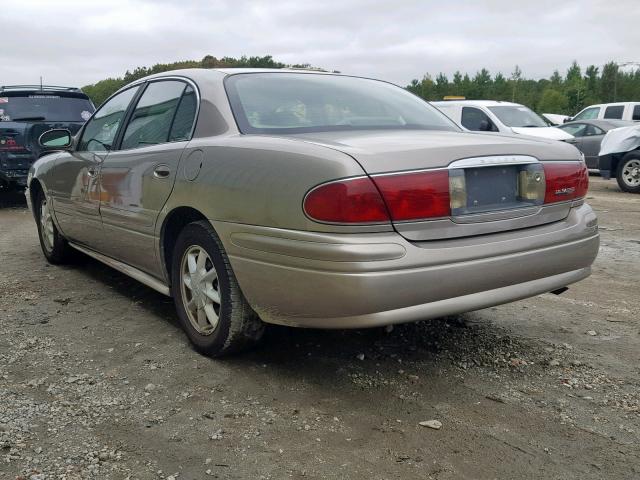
left=26, top=69, right=599, bottom=356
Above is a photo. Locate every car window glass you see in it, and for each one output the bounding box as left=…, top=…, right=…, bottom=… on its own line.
left=169, top=86, right=197, bottom=142
left=604, top=105, right=624, bottom=119
left=0, top=93, right=94, bottom=122
left=584, top=125, right=604, bottom=136
left=487, top=105, right=547, bottom=127
left=573, top=107, right=599, bottom=120
left=633, top=105, right=640, bottom=121
left=121, top=81, right=186, bottom=150
left=560, top=123, right=587, bottom=137
left=78, top=87, right=139, bottom=152
left=225, top=73, right=459, bottom=134
left=461, top=107, right=497, bottom=131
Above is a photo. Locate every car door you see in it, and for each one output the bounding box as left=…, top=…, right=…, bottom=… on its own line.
left=580, top=124, right=606, bottom=168
left=49, top=86, right=140, bottom=248
left=97, top=79, right=198, bottom=276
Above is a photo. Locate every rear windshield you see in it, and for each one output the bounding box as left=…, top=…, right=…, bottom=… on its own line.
left=487, top=105, right=548, bottom=128
left=0, top=93, right=94, bottom=122
left=225, top=73, right=459, bottom=134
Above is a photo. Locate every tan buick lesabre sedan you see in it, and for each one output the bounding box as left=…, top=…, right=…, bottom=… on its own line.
left=26, top=69, right=599, bottom=356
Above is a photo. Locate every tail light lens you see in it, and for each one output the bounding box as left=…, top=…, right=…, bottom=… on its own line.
left=372, top=170, right=450, bottom=221
left=304, top=161, right=588, bottom=225
left=542, top=162, right=589, bottom=204
left=303, top=176, right=390, bottom=223
left=304, top=170, right=451, bottom=224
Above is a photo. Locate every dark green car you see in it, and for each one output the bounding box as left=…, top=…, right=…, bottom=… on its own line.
left=0, top=85, right=94, bottom=191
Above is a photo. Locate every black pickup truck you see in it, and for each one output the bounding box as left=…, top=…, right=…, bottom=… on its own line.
left=0, top=85, right=95, bottom=191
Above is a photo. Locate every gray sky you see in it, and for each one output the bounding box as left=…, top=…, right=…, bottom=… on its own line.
left=2, top=0, right=638, bottom=88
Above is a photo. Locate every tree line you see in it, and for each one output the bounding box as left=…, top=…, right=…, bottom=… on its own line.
left=82, top=55, right=322, bottom=106
left=83, top=57, right=640, bottom=116
left=407, top=61, right=640, bottom=115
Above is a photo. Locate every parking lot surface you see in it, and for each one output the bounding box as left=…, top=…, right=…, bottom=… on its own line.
left=0, top=177, right=639, bottom=480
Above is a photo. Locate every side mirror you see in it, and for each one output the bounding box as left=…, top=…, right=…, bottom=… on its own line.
left=39, top=129, right=72, bottom=150
left=563, top=117, right=573, bottom=124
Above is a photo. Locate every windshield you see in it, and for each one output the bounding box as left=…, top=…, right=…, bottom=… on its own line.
left=0, top=94, right=94, bottom=122
left=225, top=73, right=459, bottom=134
left=487, top=105, right=548, bottom=128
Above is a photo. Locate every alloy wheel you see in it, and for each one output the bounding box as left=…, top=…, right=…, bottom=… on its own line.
left=180, top=245, right=221, bottom=335
left=40, top=197, right=55, bottom=253
left=621, top=159, right=640, bottom=188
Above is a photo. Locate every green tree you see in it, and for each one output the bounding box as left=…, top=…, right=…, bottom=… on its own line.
left=538, top=88, right=569, bottom=113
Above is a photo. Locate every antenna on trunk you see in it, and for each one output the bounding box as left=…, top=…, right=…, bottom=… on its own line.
left=40, top=76, right=43, bottom=90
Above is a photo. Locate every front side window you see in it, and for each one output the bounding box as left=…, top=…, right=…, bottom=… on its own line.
left=225, top=73, right=459, bottom=134
left=487, top=105, right=547, bottom=128
left=121, top=81, right=187, bottom=149
left=461, top=107, right=497, bottom=131
left=604, top=105, right=624, bottom=119
left=573, top=107, right=600, bottom=121
left=78, top=87, right=140, bottom=152
left=633, top=105, right=640, bottom=121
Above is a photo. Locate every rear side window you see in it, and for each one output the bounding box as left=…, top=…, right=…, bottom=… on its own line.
left=560, top=123, right=587, bottom=137
left=584, top=125, right=604, bottom=136
left=604, top=105, right=624, bottom=119
left=573, top=107, right=599, bottom=120
left=169, top=86, right=197, bottom=141
left=461, top=107, right=497, bottom=131
left=633, top=105, right=640, bottom=121
left=121, top=80, right=186, bottom=150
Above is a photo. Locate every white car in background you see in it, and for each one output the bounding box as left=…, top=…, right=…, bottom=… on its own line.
left=570, top=102, right=640, bottom=122
left=432, top=100, right=574, bottom=141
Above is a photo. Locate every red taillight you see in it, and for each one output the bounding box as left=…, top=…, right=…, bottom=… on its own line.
left=372, top=170, right=451, bottom=221
left=303, top=176, right=390, bottom=223
left=542, top=162, right=589, bottom=204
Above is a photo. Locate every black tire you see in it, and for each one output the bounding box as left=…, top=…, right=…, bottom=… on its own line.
left=35, top=190, right=74, bottom=264
left=616, top=153, right=640, bottom=193
left=171, top=220, right=265, bottom=357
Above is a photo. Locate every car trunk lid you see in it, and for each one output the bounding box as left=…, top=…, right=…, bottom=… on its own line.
left=291, top=130, right=586, bottom=241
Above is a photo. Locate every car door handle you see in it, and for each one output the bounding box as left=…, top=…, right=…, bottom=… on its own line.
left=153, top=165, right=171, bottom=179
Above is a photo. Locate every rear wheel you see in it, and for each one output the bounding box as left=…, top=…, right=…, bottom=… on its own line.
left=171, top=220, right=264, bottom=356
left=35, top=190, right=73, bottom=264
left=616, top=153, right=640, bottom=193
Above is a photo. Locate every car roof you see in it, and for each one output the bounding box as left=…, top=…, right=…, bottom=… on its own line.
left=431, top=100, right=523, bottom=107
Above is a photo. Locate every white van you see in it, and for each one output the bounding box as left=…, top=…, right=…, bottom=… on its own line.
left=571, top=102, right=640, bottom=122
left=432, top=100, right=573, bottom=141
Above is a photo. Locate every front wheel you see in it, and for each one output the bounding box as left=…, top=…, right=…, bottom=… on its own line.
left=616, top=153, right=640, bottom=193
left=171, top=220, right=265, bottom=357
left=35, top=190, right=73, bottom=264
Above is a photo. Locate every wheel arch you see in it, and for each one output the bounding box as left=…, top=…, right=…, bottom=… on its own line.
left=159, top=206, right=209, bottom=284
left=28, top=178, right=45, bottom=220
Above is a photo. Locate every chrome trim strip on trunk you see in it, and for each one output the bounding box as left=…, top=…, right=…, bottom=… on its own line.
left=68, top=242, right=171, bottom=296
left=448, top=155, right=539, bottom=169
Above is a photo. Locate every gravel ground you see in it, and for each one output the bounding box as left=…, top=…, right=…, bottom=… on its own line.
left=0, top=176, right=639, bottom=480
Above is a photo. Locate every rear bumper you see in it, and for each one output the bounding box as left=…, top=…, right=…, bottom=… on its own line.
left=212, top=204, right=599, bottom=328
left=0, top=170, right=28, bottom=188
